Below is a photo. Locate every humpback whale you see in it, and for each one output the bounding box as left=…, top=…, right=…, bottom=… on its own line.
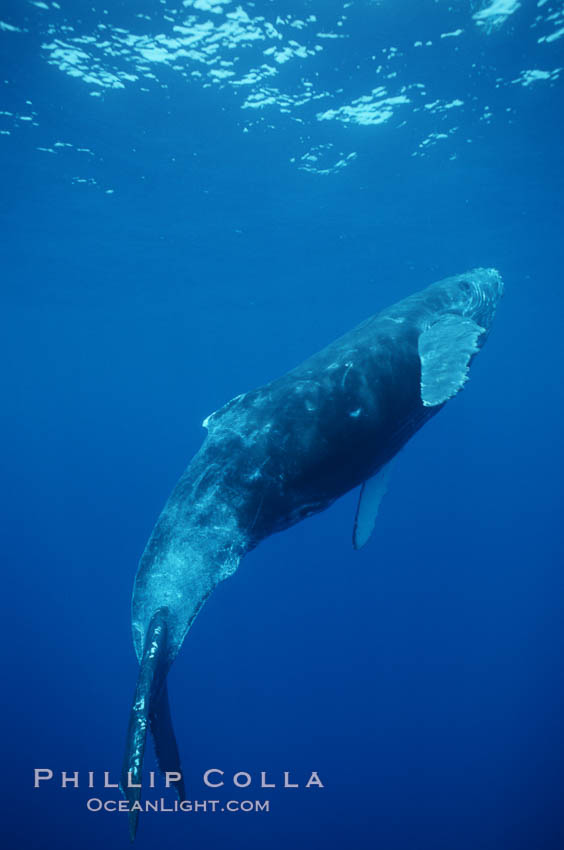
left=121, top=268, right=503, bottom=838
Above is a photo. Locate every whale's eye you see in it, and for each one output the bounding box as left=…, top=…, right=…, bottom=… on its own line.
left=459, top=280, right=471, bottom=293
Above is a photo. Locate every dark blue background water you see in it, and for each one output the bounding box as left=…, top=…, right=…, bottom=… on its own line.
left=2, top=1, right=564, bottom=848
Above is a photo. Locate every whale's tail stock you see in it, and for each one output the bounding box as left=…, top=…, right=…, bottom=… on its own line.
left=121, top=608, right=185, bottom=842
left=120, top=483, right=248, bottom=840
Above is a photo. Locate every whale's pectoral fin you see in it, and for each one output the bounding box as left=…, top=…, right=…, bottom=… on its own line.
left=418, top=315, right=485, bottom=407
left=121, top=608, right=171, bottom=842
left=353, top=461, right=394, bottom=549
left=149, top=679, right=185, bottom=801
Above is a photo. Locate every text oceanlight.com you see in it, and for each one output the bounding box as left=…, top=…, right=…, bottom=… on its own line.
left=86, top=798, right=270, bottom=813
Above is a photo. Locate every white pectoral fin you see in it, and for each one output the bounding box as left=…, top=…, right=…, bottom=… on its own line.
left=418, top=314, right=486, bottom=407
left=353, top=462, right=394, bottom=550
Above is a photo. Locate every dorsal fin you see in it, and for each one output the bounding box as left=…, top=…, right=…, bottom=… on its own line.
left=202, top=393, right=246, bottom=430
left=352, top=462, right=394, bottom=550
left=418, top=314, right=485, bottom=407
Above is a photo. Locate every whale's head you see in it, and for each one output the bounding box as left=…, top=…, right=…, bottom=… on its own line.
left=417, top=268, right=504, bottom=408
left=452, top=266, right=504, bottom=332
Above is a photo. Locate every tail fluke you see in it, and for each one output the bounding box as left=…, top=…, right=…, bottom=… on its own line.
left=150, top=679, right=185, bottom=801
left=121, top=607, right=175, bottom=842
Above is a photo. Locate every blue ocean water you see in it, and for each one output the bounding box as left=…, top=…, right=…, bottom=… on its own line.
left=2, top=1, right=564, bottom=848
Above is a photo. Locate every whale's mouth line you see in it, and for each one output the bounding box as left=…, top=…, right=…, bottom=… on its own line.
left=121, top=607, right=184, bottom=842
